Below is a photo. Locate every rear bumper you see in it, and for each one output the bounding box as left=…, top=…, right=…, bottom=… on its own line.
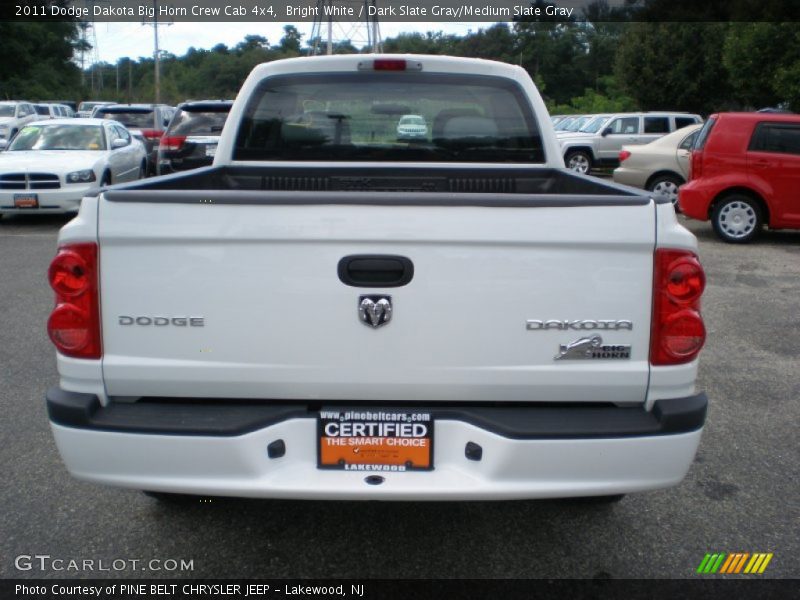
left=678, top=180, right=714, bottom=221
left=47, top=388, right=707, bottom=500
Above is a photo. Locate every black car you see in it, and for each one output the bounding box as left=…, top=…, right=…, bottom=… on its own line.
left=95, top=104, right=175, bottom=175
left=157, top=100, right=233, bottom=175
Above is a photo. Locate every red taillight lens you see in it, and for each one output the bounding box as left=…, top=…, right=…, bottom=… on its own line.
left=141, top=128, right=163, bottom=140
left=47, top=243, right=101, bottom=359
left=665, top=256, right=705, bottom=304
left=651, top=249, right=706, bottom=365
left=48, top=250, right=90, bottom=297
left=373, top=59, right=407, bottom=71
left=619, top=150, right=631, bottom=162
left=159, top=135, right=186, bottom=151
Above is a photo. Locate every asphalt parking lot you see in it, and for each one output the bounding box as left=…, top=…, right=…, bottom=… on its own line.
left=0, top=213, right=797, bottom=580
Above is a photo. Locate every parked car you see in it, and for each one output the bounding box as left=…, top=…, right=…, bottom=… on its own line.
left=560, top=112, right=703, bottom=173
left=96, top=104, right=175, bottom=174
left=157, top=100, right=233, bottom=175
left=0, top=101, right=39, bottom=142
left=613, top=124, right=702, bottom=208
left=679, top=112, right=800, bottom=243
left=396, top=114, right=428, bottom=140
left=52, top=101, right=78, bottom=113
left=553, top=115, right=586, bottom=132
left=76, top=101, right=114, bottom=118
left=555, top=114, right=611, bottom=138
left=0, top=118, right=146, bottom=217
left=34, top=103, right=72, bottom=119
left=557, top=115, right=593, bottom=133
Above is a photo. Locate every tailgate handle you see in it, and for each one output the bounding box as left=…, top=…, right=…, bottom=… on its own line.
left=338, top=255, right=414, bottom=288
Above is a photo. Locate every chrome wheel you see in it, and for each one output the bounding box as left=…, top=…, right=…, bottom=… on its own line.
left=651, top=178, right=680, bottom=206
left=566, top=152, right=591, bottom=174
left=712, top=195, right=762, bottom=244
left=718, top=200, right=757, bottom=239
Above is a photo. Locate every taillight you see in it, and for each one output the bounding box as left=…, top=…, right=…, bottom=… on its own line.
left=619, top=150, right=631, bottom=162
left=689, top=150, right=702, bottom=181
left=159, top=135, right=186, bottom=151
left=47, top=243, right=101, bottom=359
left=141, top=128, right=163, bottom=140
left=650, top=249, right=706, bottom=365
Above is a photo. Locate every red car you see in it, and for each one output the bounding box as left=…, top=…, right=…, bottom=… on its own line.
left=679, top=112, right=800, bottom=243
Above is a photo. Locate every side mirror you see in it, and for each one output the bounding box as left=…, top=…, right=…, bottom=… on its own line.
left=0, top=139, right=8, bottom=151
left=601, top=128, right=611, bottom=137
left=111, top=138, right=129, bottom=149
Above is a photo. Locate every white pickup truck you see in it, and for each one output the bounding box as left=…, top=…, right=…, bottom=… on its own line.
left=45, top=55, right=708, bottom=502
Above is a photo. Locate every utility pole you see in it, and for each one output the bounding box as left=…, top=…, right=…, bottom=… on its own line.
left=153, top=0, right=160, bottom=104
left=311, top=0, right=382, bottom=55
left=143, top=0, right=172, bottom=105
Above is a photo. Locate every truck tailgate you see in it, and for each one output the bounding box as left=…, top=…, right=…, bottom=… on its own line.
left=98, top=196, right=654, bottom=403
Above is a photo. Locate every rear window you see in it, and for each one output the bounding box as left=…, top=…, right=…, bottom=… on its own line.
left=234, top=73, right=544, bottom=163
left=100, top=110, right=154, bottom=129
left=749, top=122, right=800, bottom=155
left=169, top=108, right=230, bottom=136
left=34, top=105, right=51, bottom=115
left=693, top=117, right=716, bottom=150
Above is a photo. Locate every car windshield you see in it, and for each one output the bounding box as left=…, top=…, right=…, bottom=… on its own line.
left=78, top=102, right=107, bottom=112
left=169, top=109, right=230, bottom=135
left=400, top=116, right=425, bottom=126
left=554, top=117, right=575, bottom=131
left=578, top=116, right=611, bottom=134
left=235, top=73, right=544, bottom=163
left=564, top=117, right=590, bottom=131
left=8, top=124, right=106, bottom=151
left=101, top=110, right=153, bottom=128
left=0, top=105, right=16, bottom=117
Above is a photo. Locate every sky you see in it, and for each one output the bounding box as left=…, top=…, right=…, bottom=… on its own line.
left=91, top=21, right=488, bottom=63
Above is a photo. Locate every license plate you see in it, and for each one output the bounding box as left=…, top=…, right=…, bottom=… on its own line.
left=205, top=145, right=217, bottom=157
left=14, top=193, right=38, bottom=209
left=318, top=409, right=433, bottom=472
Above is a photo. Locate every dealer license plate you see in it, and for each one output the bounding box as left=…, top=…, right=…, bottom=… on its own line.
left=14, top=193, right=38, bottom=209
left=318, top=409, right=433, bottom=472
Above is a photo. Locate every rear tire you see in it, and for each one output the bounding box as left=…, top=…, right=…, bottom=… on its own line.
left=647, top=174, right=683, bottom=210
left=711, top=194, right=763, bottom=243
left=565, top=150, right=592, bottom=174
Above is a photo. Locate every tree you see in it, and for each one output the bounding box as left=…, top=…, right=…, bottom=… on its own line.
left=279, top=25, right=303, bottom=56
left=614, top=23, right=732, bottom=114
left=0, top=15, right=82, bottom=99
left=723, top=23, right=800, bottom=110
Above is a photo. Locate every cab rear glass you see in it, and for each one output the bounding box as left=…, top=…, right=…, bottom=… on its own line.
left=234, top=73, right=545, bottom=163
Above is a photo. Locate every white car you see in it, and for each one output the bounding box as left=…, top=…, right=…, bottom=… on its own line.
left=396, top=114, right=428, bottom=140
left=34, top=103, right=71, bottom=119
left=0, top=101, right=38, bottom=141
left=0, top=118, right=147, bottom=217
left=77, top=101, right=114, bottom=118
